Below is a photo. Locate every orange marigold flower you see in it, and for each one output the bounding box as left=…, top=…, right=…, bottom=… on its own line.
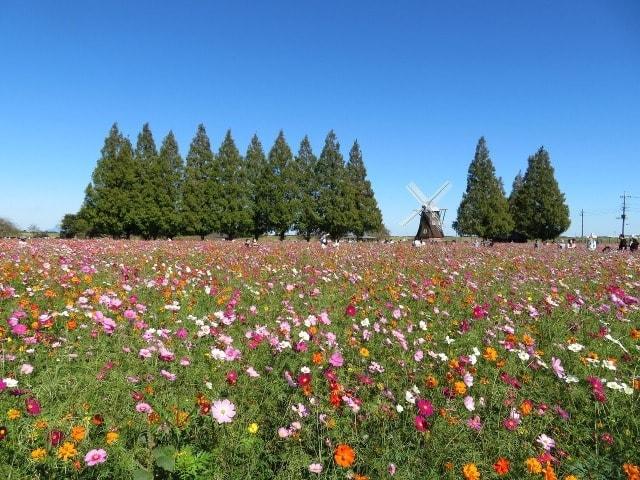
left=493, top=457, right=510, bottom=475
left=353, top=474, right=368, bottom=480
left=334, top=444, right=355, bottom=468
left=359, top=347, right=370, bottom=358
left=57, top=441, right=77, bottom=461
left=544, top=462, right=558, bottom=480
left=624, top=463, right=640, bottom=480
left=454, top=381, right=467, bottom=396
left=312, top=352, right=324, bottom=364
left=425, top=375, right=439, bottom=388
left=564, top=475, right=579, bottom=480
left=519, top=399, right=533, bottom=416
left=70, top=425, right=86, bottom=442
left=483, top=347, right=497, bottom=362
left=462, top=462, right=480, bottom=480
left=525, top=457, right=542, bottom=474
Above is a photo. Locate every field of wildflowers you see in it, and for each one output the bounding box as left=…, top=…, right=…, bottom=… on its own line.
left=0, top=239, right=638, bottom=479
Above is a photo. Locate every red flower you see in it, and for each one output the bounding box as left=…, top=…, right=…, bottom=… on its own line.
left=0, top=426, right=7, bottom=441
left=48, top=429, right=64, bottom=446
left=297, top=372, right=312, bottom=387
left=493, top=457, right=510, bottom=475
left=345, top=304, right=357, bottom=317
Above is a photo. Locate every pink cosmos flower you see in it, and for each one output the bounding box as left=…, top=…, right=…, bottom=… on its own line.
left=160, top=369, right=176, bottom=381
left=467, top=415, right=483, bottom=431
left=85, top=448, right=108, bottom=466
left=211, top=399, right=236, bottom=424
left=463, top=396, right=475, bottom=412
left=308, top=463, right=323, bottom=473
left=136, top=402, right=153, bottom=414
left=329, top=351, right=344, bottom=367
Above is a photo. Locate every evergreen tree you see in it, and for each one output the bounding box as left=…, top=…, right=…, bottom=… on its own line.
left=508, top=171, right=525, bottom=240
left=133, top=123, right=159, bottom=238
left=511, top=147, right=570, bottom=240
left=77, top=183, right=98, bottom=237
left=182, top=124, right=215, bottom=239
left=293, top=136, right=320, bottom=241
left=346, top=140, right=383, bottom=238
left=84, top=124, right=138, bottom=238
left=245, top=134, right=269, bottom=240
left=316, top=130, right=352, bottom=240
left=213, top=130, right=253, bottom=239
left=156, top=131, right=184, bottom=238
left=453, top=137, right=513, bottom=239
left=266, top=131, right=298, bottom=240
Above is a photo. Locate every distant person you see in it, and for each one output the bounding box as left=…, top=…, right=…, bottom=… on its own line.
left=618, top=234, right=628, bottom=251
left=587, top=234, right=597, bottom=251
left=630, top=236, right=639, bottom=252
left=602, top=245, right=611, bottom=253
left=534, top=239, right=539, bottom=249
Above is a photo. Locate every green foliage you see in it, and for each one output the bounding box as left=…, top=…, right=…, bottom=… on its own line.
left=213, top=130, right=253, bottom=240
left=0, top=217, right=20, bottom=237
left=74, top=124, right=383, bottom=241
left=453, top=137, right=514, bottom=239
left=316, top=130, right=353, bottom=240
left=346, top=140, right=383, bottom=237
left=182, top=124, right=216, bottom=239
left=245, top=134, right=270, bottom=240
left=292, top=136, right=320, bottom=241
left=511, top=147, right=570, bottom=240
left=265, top=131, right=298, bottom=240
left=84, top=123, right=139, bottom=238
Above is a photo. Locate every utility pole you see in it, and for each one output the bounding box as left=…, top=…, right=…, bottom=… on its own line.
left=580, top=209, right=584, bottom=238
left=619, top=192, right=628, bottom=237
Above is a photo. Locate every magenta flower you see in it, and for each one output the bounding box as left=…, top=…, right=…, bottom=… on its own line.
left=211, top=399, right=236, bottom=424
left=84, top=448, right=108, bottom=466
left=416, top=398, right=434, bottom=417
left=414, top=415, right=428, bottom=432
left=25, top=397, right=41, bottom=416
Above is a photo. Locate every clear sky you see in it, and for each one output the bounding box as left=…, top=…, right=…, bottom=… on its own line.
left=1, top=0, right=639, bottom=236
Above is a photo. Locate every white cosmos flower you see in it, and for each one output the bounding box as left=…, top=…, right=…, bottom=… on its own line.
left=567, top=343, right=584, bottom=352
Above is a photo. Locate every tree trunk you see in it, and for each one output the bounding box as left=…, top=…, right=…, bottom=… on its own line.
left=279, top=231, right=285, bottom=241
left=200, top=234, right=205, bottom=240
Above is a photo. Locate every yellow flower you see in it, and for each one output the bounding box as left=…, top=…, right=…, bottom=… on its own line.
left=106, top=431, right=119, bottom=445
left=247, top=422, right=259, bottom=434
left=462, top=462, right=480, bottom=480
left=57, top=441, right=77, bottom=461
left=564, top=475, right=579, bottom=480
left=525, top=457, right=542, bottom=474
left=35, top=419, right=48, bottom=430
left=359, top=347, right=370, bottom=358
left=30, top=448, right=47, bottom=461
left=7, top=408, right=21, bottom=420
left=71, top=425, right=86, bottom=442
left=483, top=347, right=497, bottom=361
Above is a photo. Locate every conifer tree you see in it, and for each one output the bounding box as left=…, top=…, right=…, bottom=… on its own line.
left=511, top=147, right=570, bottom=240
left=85, top=124, right=138, bottom=238
left=346, top=140, right=383, bottom=238
left=266, top=131, right=298, bottom=240
left=182, top=124, right=215, bottom=239
left=508, top=171, right=525, bottom=240
left=213, top=130, right=253, bottom=239
left=316, top=130, right=352, bottom=240
left=134, top=123, right=159, bottom=238
left=293, top=136, right=320, bottom=241
left=245, top=134, right=270, bottom=240
left=453, top=137, right=513, bottom=239
left=156, top=131, right=184, bottom=238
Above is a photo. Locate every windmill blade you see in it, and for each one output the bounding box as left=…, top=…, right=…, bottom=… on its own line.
left=400, top=209, right=420, bottom=226
left=406, top=182, right=429, bottom=205
left=427, top=181, right=451, bottom=206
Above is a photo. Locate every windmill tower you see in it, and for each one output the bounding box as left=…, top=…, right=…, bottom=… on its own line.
left=401, top=181, right=451, bottom=240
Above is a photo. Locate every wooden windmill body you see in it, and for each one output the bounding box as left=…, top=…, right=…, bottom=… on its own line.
left=402, top=181, right=451, bottom=241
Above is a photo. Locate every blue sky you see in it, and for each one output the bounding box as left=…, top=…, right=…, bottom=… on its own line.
left=1, top=0, right=638, bottom=236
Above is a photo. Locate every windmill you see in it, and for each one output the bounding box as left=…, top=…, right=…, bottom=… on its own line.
left=401, top=181, right=451, bottom=240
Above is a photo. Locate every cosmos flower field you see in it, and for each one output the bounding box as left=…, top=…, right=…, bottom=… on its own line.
left=0, top=240, right=639, bottom=480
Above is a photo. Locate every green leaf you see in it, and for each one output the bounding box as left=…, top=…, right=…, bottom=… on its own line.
left=152, top=445, right=177, bottom=472
left=132, top=468, right=154, bottom=480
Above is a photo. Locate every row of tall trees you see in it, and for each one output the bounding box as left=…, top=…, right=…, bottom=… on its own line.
left=453, top=137, right=570, bottom=240
left=62, top=124, right=383, bottom=240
